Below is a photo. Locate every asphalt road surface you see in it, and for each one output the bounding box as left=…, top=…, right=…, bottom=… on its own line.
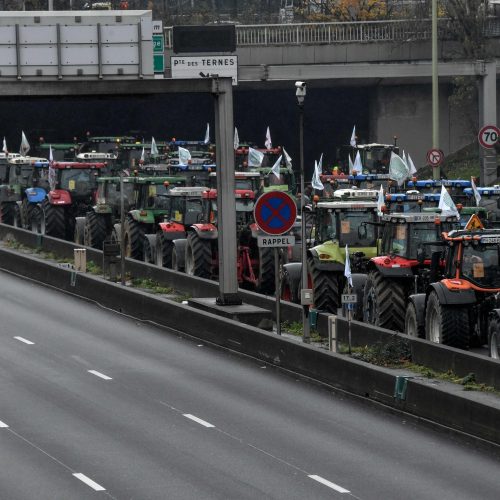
left=0, top=269, right=499, bottom=500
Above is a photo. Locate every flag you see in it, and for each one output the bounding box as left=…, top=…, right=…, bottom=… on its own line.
left=377, top=184, right=384, bottom=216
left=150, top=137, right=159, bottom=156
left=389, top=152, right=410, bottom=186
left=317, top=152, right=323, bottom=174
left=20, top=130, right=30, bottom=156
left=178, top=146, right=191, bottom=166
left=348, top=155, right=354, bottom=175
left=265, top=126, right=272, bottom=149
left=344, top=244, right=353, bottom=288
left=407, top=153, right=417, bottom=175
left=438, top=184, right=460, bottom=218
left=471, top=177, right=481, bottom=206
left=2, top=137, right=7, bottom=154
left=350, top=126, right=356, bottom=147
left=234, top=127, right=240, bottom=150
left=311, top=160, right=324, bottom=191
left=353, top=150, right=362, bottom=174
left=248, top=147, right=264, bottom=167
left=283, top=147, right=292, bottom=170
left=204, top=123, right=210, bottom=144
left=140, top=147, right=145, bottom=163
left=270, top=155, right=282, bottom=180
left=48, top=145, right=57, bottom=191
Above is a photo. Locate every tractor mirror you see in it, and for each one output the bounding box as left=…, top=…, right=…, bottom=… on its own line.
left=417, top=245, right=426, bottom=265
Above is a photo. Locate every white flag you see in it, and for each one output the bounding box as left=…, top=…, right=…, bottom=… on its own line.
left=20, top=130, right=30, bottom=156
left=471, top=177, right=481, bottom=206
left=353, top=150, right=363, bottom=174
left=2, top=137, right=7, bottom=154
left=204, top=123, right=210, bottom=144
left=350, top=126, right=356, bottom=147
left=265, top=126, right=272, bottom=149
left=48, top=145, right=57, bottom=191
left=151, top=137, right=159, bottom=156
left=438, top=185, right=460, bottom=218
left=344, top=244, right=353, bottom=287
left=389, top=152, right=410, bottom=186
left=178, top=146, right=191, bottom=166
left=234, top=127, right=240, bottom=150
left=311, top=160, right=324, bottom=191
left=408, top=153, right=417, bottom=175
left=140, top=147, right=145, bottom=163
left=348, top=155, right=354, bottom=175
left=377, top=184, right=384, bottom=216
left=270, top=155, right=282, bottom=180
left=283, top=147, right=293, bottom=170
left=248, top=147, right=264, bottom=167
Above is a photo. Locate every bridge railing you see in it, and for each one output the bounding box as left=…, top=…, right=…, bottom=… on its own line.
left=164, top=18, right=500, bottom=48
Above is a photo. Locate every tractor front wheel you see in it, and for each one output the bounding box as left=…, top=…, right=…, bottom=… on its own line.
left=84, top=211, right=108, bottom=249
left=123, top=218, right=144, bottom=260
left=185, top=232, right=212, bottom=279
left=307, top=256, right=339, bottom=313
left=156, top=232, right=174, bottom=268
left=0, top=202, right=14, bottom=225
left=42, top=201, right=66, bottom=239
left=257, top=246, right=275, bottom=295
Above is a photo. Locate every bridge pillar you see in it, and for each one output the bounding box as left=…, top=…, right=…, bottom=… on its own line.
left=478, top=61, right=498, bottom=185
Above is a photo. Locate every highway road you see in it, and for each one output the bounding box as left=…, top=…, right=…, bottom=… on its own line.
left=0, top=269, right=499, bottom=500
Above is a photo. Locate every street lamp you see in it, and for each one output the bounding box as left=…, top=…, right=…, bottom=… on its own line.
left=296, top=81, right=311, bottom=343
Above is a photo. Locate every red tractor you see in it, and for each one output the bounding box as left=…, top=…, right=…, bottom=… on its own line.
left=30, top=161, right=106, bottom=240
left=182, top=188, right=276, bottom=293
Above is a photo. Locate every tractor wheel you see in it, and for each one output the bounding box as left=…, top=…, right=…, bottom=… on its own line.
left=363, top=271, right=406, bottom=331
left=185, top=232, right=212, bottom=279
left=488, top=317, right=500, bottom=360
left=307, top=256, right=339, bottom=313
left=84, top=211, right=107, bottom=249
left=12, top=204, right=22, bottom=228
left=405, top=302, right=425, bottom=339
left=143, top=234, right=156, bottom=264
left=257, top=246, right=275, bottom=295
left=156, top=232, right=174, bottom=268
left=0, top=202, right=14, bottom=225
left=123, top=218, right=144, bottom=260
left=29, top=205, right=43, bottom=233
left=425, top=291, right=470, bottom=349
left=42, top=201, right=66, bottom=239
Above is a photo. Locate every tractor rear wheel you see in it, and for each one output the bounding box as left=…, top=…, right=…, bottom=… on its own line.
left=425, top=291, right=470, bottom=349
left=84, top=211, right=108, bottom=249
left=489, top=317, right=500, bottom=360
left=0, top=202, right=14, bottom=225
left=42, top=201, right=66, bottom=239
left=156, top=232, right=174, bottom=268
left=307, top=256, right=339, bottom=313
left=123, top=218, right=144, bottom=260
left=257, top=247, right=275, bottom=294
left=363, top=271, right=406, bottom=331
left=185, top=232, right=212, bottom=279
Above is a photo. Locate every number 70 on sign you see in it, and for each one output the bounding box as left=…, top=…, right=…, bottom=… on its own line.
left=478, top=125, right=500, bottom=149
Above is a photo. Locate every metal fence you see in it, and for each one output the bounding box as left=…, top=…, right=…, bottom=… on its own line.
left=164, top=18, right=500, bottom=49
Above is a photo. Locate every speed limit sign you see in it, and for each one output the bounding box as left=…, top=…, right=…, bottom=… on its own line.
left=478, top=125, right=500, bottom=149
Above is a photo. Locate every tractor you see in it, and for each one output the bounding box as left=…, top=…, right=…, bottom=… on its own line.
left=463, top=185, right=500, bottom=227
left=29, top=161, right=106, bottom=240
left=281, top=189, right=381, bottom=312
left=336, top=143, right=399, bottom=175
left=361, top=212, right=461, bottom=332
left=405, top=216, right=500, bottom=354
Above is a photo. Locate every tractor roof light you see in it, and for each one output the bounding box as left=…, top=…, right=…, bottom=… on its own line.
left=313, top=194, right=320, bottom=203
left=163, top=181, right=170, bottom=187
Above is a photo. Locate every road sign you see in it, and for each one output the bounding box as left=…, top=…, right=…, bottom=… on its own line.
left=257, top=235, right=295, bottom=248
left=152, top=34, right=164, bottom=73
left=254, top=191, right=297, bottom=236
left=478, top=125, right=500, bottom=149
left=153, top=34, right=164, bottom=53
left=171, top=55, right=238, bottom=85
left=426, top=148, right=444, bottom=167
left=341, top=294, right=357, bottom=304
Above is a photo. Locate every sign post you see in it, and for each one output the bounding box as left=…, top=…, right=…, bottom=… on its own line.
left=254, top=192, right=297, bottom=336
left=341, top=293, right=357, bottom=354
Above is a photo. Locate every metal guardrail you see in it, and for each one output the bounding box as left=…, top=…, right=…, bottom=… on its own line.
left=164, top=17, right=500, bottom=48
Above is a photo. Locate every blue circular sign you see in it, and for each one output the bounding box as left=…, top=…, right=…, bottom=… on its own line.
left=254, top=191, right=297, bottom=235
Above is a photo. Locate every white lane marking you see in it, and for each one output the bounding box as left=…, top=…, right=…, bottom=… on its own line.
left=309, top=475, right=350, bottom=493
left=183, top=414, right=215, bottom=428
left=14, top=336, right=34, bottom=345
left=0, top=420, right=9, bottom=428
left=88, top=370, right=112, bottom=381
left=73, top=473, right=106, bottom=491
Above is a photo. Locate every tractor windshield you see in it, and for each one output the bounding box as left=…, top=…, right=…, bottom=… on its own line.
left=33, top=167, right=50, bottom=191
left=461, top=244, right=500, bottom=288
left=319, top=209, right=377, bottom=247
left=9, top=164, right=33, bottom=187
left=209, top=197, right=255, bottom=226
left=262, top=171, right=294, bottom=193
left=60, top=169, right=98, bottom=194
left=384, top=222, right=442, bottom=259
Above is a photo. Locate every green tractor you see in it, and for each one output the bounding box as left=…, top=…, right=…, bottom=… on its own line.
left=281, top=189, right=380, bottom=312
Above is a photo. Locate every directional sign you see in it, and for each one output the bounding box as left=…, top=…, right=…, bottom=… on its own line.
left=426, top=148, right=444, bottom=167
left=478, top=125, right=500, bottom=149
left=254, top=191, right=297, bottom=236
left=152, top=34, right=164, bottom=74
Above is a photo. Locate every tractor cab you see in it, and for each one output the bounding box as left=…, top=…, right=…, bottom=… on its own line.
left=208, top=171, right=262, bottom=193
left=337, top=143, right=399, bottom=175
left=52, top=161, right=105, bottom=202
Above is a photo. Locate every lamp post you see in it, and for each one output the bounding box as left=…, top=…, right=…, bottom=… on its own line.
left=296, top=81, right=310, bottom=343
left=431, top=0, right=440, bottom=180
